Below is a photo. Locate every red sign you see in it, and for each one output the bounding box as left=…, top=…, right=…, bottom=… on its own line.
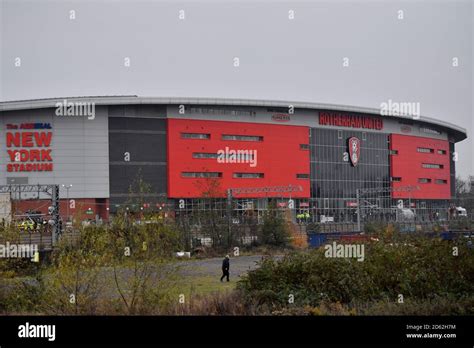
left=6, top=126, right=53, bottom=173
left=319, top=112, right=383, bottom=130
left=348, top=137, right=361, bottom=166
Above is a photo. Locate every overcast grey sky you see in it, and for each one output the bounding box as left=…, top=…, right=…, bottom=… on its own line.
left=1, top=0, right=472, bottom=178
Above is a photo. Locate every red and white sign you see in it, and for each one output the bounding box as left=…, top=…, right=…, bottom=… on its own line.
left=6, top=123, right=53, bottom=172
left=319, top=112, right=383, bottom=130
left=348, top=137, right=361, bottom=167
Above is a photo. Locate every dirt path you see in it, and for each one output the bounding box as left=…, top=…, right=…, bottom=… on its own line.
left=177, top=255, right=269, bottom=279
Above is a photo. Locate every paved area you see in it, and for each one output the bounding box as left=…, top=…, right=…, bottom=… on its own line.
left=177, top=254, right=269, bottom=279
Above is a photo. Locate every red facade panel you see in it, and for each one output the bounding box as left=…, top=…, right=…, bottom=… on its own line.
left=390, top=134, right=451, bottom=199
left=167, top=119, right=310, bottom=198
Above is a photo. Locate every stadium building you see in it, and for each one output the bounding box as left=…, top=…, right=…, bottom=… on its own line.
left=0, top=96, right=467, bottom=223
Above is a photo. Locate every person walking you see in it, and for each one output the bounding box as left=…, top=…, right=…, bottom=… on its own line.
left=220, top=255, right=230, bottom=282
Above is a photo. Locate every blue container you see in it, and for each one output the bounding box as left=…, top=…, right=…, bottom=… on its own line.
left=307, top=233, right=327, bottom=248
left=307, top=231, right=365, bottom=248
left=440, top=232, right=453, bottom=240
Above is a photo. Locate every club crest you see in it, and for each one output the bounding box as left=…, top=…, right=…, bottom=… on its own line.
left=348, top=137, right=361, bottom=166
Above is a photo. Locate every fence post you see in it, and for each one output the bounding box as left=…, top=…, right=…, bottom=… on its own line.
left=356, top=189, right=361, bottom=232
left=227, top=189, right=232, bottom=248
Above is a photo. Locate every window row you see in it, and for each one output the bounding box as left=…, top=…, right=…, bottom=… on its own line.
left=391, top=176, right=448, bottom=184
left=392, top=177, right=448, bottom=184
left=311, top=181, right=391, bottom=198
left=418, top=178, right=448, bottom=184
left=311, top=146, right=389, bottom=165
left=416, top=147, right=447, bottom=155
left=181, top=133, right=263, bottom=142
left=311, top=162, right=390, bottom=182
left=422, top=163, right=444, bottom=169
left=310, top=128, right=390, bottom=149
left=192, top=152, right=255, bottom=160
left=181, top=172, right=309, bottom=179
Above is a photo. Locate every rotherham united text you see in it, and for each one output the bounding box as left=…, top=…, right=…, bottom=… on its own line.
left=319, top=112, right=384, bottom=130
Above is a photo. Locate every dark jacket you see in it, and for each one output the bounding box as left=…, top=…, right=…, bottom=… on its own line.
left=222, top=258, right=230, bottom=271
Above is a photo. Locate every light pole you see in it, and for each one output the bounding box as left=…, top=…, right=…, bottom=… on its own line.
left=62, top=184, right=72, bottom=222
left=356, top=189, right=361, bottom=232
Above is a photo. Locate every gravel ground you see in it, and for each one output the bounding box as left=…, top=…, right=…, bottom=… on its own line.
left=176, top=254, right=269, bottom=279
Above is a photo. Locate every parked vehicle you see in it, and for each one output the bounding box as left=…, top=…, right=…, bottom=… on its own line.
left=456, top=207, right=468, bottom=217
left=397, top=208, right=415, bottom=221
left=17, top=217, right=36, bottom=231
left=320, top=215, right=334, bottom=223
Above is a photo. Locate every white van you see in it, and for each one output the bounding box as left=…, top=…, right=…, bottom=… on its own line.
left=456, top=207, right=468, bottom=217
left=397, top=208, right=415, bottom=221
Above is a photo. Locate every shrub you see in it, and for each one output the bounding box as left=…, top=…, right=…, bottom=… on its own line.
left=260, top=202, right=290, bottom=247
left=238, top=235, right=474, bottom=314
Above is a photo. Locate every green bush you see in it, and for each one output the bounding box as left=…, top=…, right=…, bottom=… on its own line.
left=0, top=220, right=183, bottom=315
left=238, top=235, right=474, bottom=313
left=260, top=202, right=290, bottom=247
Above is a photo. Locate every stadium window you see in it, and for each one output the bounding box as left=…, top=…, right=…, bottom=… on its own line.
left=192, top=153, right=219, bottom=159
left=391, top=177, right=402, bottom=182
left=300, top=144, right=309, bottom=150
left=435, top=179, right=447, bottom=184
left=417, top=147, right=434, bottom=153
left=296, top=174, right=310, bottom=179
left=418, top=178, right=432, bottom=184
left=362, top=132, right=367, bottom=141
left=222, top=134, right=263, bottom=142
left=182, top=172, right=222, bottom=178
left=233, top=173, right=264, bottom=179
left=337, top=130, right=343, bottom=139
left=390, top=150, right=399, bottom=155
left=422, top=163, right=444, bottom=169
left=181, top=133, right=210, bottom=140
left=437, top=149, right=447, bottom=155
